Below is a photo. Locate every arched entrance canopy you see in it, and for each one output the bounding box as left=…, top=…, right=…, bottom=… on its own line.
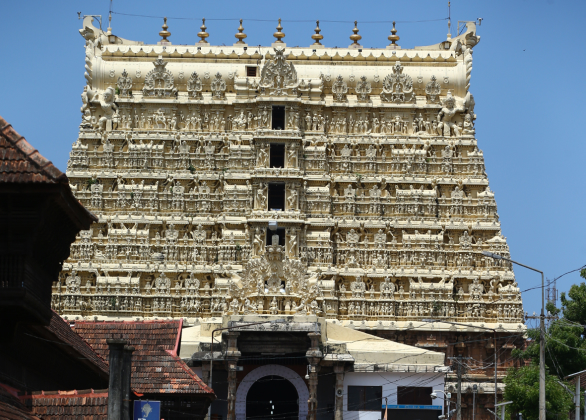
left=235, top=364, right=309, bottom=420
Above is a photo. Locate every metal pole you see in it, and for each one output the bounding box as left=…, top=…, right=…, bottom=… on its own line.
left=473, top=390, right=476, bottom=420
left=501, top=405, right=505, bottom=420
left=539, top=271, right=545, bottom=420
left=495, top=330, right=498, bottom=420
left=482, top=252, right=544, bottom=420
left=457, top=356, right=462, bottom=420
left=207, top=329, right=217, bottom=420
left=576, top=376, right=581, bottom=420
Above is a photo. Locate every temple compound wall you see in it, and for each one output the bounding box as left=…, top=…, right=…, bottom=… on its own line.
left=55, top=16, right=526, bottom=420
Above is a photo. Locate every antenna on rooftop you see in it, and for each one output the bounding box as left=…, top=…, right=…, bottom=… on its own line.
left=107, top=0, right=113, bottom=36
left=447, top=1, right=452, bottom=40
left=546, top=277, right=558, bottom=307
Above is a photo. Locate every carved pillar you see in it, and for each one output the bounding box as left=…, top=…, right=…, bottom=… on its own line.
left=306, top=332, right=323, bottom=420
left=334, top=363, right=345, bottom=420
left=225, top=332, right=241, bottom=420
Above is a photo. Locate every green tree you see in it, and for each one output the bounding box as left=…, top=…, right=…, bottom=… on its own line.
left=514, top=274, right=586, bottom=377
left=506, top=274, right=586, bottom=419
left=515, top=321, right=586, bottom=378
left=504, top=365, right=574, bottom=420
left=560, top=273, right=586, bottom=328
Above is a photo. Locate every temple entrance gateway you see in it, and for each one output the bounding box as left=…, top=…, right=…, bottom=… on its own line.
left=235, top=365, right=309, bottom=420
left=246, top=375, right=298, bottom=420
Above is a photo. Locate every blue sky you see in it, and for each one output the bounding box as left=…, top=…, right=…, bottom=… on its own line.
left=2, top=0, right=585, bottom=316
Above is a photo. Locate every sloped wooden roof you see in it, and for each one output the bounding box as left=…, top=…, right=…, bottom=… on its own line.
left=0, top=116, right=67, bottom=184
left=73, top=320, right=214, bottom=396
left=0, top=115, right=97, bottom=225
left=43, top=311, right=109, bottom=377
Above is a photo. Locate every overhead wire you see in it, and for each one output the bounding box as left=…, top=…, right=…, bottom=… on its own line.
left=109, top=12, right=449, bottom=25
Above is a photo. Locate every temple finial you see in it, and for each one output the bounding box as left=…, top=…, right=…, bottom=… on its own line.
left=273, top=18, right=285, bottom=44
left=388, top=21, right=400, bottom=46
left=198, top=18, right=209, bottom=44
left=235, top=19, right=247, bottom=44
left=159, top=17, right=171, bottom=43
left=311, top=20, right=323, bottom=46
left=349, top=20, right=362, bottom=48
left=447, top=1, right=452, bottom=40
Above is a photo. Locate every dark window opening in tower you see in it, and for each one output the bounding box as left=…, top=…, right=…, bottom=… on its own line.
left=272, top=105, right=285, bottom=130
left=270, top=143, right=285, bottom=168
left=268, top=183, right=285, bottom=211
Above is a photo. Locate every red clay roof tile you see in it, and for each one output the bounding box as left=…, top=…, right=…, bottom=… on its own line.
left=73, top=321, right=214, bottom=396
left=0, top=115, right=98, bottom=224
left=28, top=389, right=108, bottom=420
left=44, top=311, right=109, bottom=376
left=0, top=116, right=66, bottom=184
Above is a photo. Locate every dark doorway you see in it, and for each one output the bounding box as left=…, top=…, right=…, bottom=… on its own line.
left=270, top=144, right=285, bottom=168
left=266, top=227, right=286, bottom=247
left=381, top=409, right=442, bottom=420
left=247, top=375, right=299, bottom=420
left=268, top=183, right=285, bottom=211
left=272, top=106, right=285, bottom=130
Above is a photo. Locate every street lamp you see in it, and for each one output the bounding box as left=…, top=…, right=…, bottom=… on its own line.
left=431, top=390, right=453, bottom=419
left=424, top=319, right=499, bottom=420
left=482, top=250, right=545, bottom=420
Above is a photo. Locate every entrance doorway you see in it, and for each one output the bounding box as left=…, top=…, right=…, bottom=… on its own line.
left=246, top=375, right=299, bottom=420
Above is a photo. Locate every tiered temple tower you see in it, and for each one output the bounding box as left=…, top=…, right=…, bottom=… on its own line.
left=57, top=18, right=525, bottom=398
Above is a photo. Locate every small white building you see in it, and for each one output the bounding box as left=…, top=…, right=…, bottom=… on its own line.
left=326, top=322, right=446, bottom=420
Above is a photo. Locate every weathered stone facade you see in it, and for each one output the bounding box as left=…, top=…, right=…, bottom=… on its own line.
left=58, top=17, right=524, bottom=330
left=55, top=16, right=527, bottom=419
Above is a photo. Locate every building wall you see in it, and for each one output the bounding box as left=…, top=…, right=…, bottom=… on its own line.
left=343, top=372, right=444, bottom=420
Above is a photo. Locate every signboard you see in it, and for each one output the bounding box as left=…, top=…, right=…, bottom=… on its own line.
left=133, top=400, right=161, bottom=420
left=382, top=405, right=443, bottom=410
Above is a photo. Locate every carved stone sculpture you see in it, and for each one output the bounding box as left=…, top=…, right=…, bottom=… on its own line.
left=60, top=19, right=521, bottom=333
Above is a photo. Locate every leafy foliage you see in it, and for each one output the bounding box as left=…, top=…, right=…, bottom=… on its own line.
left=560, top=278, right=586, bottom=328
left=504, top=365, right=574, bottom=420
left=506, top=272, right=586, bottom=419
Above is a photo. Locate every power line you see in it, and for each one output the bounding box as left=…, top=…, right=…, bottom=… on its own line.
left=109, top=12, right=449, bottom=25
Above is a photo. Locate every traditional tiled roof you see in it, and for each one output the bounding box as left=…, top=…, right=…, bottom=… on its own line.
left=0, top=116, right=66, bottom=184
left=72, top=320, right=214, bottom=396
left=0, top=115, right=97, bottom=226
left=29, top=389, right=108, bottom=420
left=42, top=311, right=109, bottom=377
left=0, top=386, right=40, bottom=420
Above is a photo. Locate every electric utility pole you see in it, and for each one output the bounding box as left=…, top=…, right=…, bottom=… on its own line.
left=449, top=356, right=473, bottom=420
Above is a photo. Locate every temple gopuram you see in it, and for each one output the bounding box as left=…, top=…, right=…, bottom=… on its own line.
left=54, top=16, right=526, bottom=420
